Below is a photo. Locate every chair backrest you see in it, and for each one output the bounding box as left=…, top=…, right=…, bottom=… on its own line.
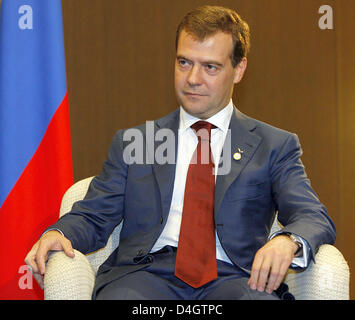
left=60, top=177, right=281, bottom=274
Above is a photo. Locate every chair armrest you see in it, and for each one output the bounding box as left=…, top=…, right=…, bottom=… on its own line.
left=44, top=249, right=95, bottom=300
left=284, top=244, right=350, bottom=300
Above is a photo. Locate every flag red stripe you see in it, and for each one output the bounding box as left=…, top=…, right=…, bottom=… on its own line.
left=0, top=93, right=73, bottom=299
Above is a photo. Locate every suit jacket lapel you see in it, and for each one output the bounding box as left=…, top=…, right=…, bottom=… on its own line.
left=152, top=109, right=179, bottom=220
left=150, top=107, right=262, bottom=220
left=214, top=107, right=262, bottom=216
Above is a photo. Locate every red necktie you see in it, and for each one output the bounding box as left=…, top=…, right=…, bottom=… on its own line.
left=175, top=121, right=218, bottom=288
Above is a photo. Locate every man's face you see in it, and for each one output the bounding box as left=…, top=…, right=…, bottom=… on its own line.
left=174, top=29, right=247, bottom=119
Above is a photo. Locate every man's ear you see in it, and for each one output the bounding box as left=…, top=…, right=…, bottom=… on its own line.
left=233, top=57, right=247, bottom=84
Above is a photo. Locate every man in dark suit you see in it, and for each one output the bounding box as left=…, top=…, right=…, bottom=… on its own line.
left=25, top=5, right=335, bottom=300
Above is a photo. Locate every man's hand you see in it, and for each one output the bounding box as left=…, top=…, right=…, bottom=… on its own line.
left=24, top=230, right=75, bottom=289
left=248, top=235, right=299, bottom=294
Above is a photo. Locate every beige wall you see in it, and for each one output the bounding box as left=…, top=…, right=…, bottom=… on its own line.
left=62, top=0, right=354, bottom=298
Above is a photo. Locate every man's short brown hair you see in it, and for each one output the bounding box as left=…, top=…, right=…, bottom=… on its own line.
left=176, top=5, right=251, bottom=67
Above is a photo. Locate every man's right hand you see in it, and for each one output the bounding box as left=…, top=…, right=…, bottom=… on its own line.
left=24, top=230, right=75, bottom=289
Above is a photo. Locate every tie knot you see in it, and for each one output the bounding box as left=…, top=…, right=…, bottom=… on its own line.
left=191, top=121, right=216, bottom=136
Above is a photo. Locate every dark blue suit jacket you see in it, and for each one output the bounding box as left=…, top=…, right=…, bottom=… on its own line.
left=49, top=107, right=336, bottom=297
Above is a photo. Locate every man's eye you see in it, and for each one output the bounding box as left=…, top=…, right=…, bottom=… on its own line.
left=178, top=59, right=189, bottom=67
left=205, top=64, right=217, bottom=72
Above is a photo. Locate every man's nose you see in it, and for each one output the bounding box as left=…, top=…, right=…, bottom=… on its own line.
left=187, top=66, right=202, bottom=86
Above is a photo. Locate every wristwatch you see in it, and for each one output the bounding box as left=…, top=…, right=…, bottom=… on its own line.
left=287, top=233, right=303, bottom=256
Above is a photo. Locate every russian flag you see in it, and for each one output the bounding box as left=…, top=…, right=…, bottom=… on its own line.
left=0, top=0, right=73, bottom=299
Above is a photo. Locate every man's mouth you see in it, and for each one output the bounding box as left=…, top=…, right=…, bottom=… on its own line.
left=184, top=92, right=206, bottom=97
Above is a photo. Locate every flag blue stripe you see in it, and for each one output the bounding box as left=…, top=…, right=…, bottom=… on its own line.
left=0, top=0, right=67, bottom=208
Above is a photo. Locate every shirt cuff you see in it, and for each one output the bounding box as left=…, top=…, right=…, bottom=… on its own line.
left=41, top=228, right=64, bottom=237
left=268, top=231, right=311, bottom=270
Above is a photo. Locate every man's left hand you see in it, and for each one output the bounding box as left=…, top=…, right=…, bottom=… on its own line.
left=247, top=235, right=299, bottom=294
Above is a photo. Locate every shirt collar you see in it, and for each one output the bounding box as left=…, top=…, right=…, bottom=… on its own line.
left=179, top=99, right=234, bottom=133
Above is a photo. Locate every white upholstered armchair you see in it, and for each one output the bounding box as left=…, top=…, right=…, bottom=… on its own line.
left=44, top=177, right=350, bottom=300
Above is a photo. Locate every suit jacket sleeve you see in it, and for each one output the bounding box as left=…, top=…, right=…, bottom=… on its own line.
left=270, top=133, right=336, bottom=260
left=45, top=130, right=127, bottom=254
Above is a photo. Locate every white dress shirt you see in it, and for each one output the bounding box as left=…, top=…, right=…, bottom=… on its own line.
left=151, top=99, right=310, bottom=268
left=150, top=99, right=234, bottom=262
